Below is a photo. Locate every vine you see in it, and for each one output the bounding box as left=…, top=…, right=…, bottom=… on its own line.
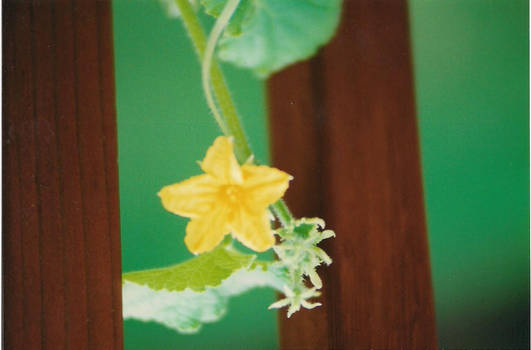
left=122, top=0, right=342, bottom=333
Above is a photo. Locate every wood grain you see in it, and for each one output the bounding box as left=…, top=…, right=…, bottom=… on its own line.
left=2, top=0, right=123, bottom=349
left=269, top=0, right=437, bottom=349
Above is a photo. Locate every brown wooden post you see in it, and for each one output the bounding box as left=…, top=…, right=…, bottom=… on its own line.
left=2, top=0, right=123, bottom=349
left=269, top=0, right=437, bottom=349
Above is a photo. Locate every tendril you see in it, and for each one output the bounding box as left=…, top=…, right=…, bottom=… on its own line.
left=201, top=0, right=241, bottom=136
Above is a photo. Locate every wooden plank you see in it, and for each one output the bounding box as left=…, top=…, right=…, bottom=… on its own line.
left=2, top=0, right=123, bottom=349
left=3, top=2, right=25, bottom=348
left=269, top=0, right=437, bottom=348
left=12, top=3, right=44, bottom=348
left=71, top=1, right=116, bottom=348
left=53, top=1, right=89, bottom=348
left=31, top=0, right=66, bottom=348
left=95, top=2, right=124, bottom=349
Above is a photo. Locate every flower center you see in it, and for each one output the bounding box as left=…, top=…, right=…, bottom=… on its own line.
left=219, top=185, right=242, bottom=205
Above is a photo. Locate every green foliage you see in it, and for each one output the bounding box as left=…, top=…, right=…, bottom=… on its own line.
left=123, top=244, right=255, bottom=292
left=200, top=0, right=252, bottom=35
left=121, top=217, right=335, bottom=332
left=270, top=218, right=334, bottom=316
left=275, top=218, right=334, bottom=288
left=159, top=0, right=199, bottom=18
left=201, top=0, right=342, bottom=77
left=121, top=219, right=335, bottom=332
left=122, top=245, right=286, bottom=333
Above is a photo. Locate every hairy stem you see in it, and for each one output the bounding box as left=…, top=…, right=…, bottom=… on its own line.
left=202, top=0, right=241, bottom=142
left=271, top=200, right=294, bottom=227
left=174, top=0, right=251, bottom=161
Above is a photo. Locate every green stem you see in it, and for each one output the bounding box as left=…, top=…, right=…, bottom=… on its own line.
left=174, top=0, right=294, bottom=226
left=201, top=0, right=241, bottom=140
left=271, top=201, right=293, bottom=227
left=174, top=0, right=251, bottom=162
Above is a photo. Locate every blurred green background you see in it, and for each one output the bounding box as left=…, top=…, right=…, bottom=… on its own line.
left=409, top=0, right=529, bottom=348
left=113, top=0, right=529, bottom=348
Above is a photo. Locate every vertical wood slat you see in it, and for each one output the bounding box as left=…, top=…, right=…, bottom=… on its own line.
left=9, top=3, right=43, bottom=349
left=269, top=0, right=437, bottom=349
left=2, top=0, right=123, bottom=349
left=3, top=2, right=25, bottom=349
left=96, top=2, right=124, bottom=349
left=32, top=1, right=66, bottom=349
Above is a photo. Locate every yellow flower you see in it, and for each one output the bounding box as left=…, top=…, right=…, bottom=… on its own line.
left=158, top=136, right=292, bottom=254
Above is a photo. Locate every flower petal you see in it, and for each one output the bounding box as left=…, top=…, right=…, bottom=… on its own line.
left=201, top=136, right=243, bottom=184
left=158, top=174, right=219, bottom=218
left=185, top=206, right=230, bottom=254
left=268, top=298, right=290, bottom=310
left=230, top=207, right=274, bottom=252
left=241, top=165, right=292, bottom=210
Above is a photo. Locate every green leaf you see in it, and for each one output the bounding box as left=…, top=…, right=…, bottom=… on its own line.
left=293, top=222, right=315, bottom=239
left=201, top=0, right=342, bottom=77
left=122, top=246, right=287, bottom=333
left=122, top=245, right=255, bottom=292
left=201, top=0, right=252, bottom=35
left=159, top=0, right=199, bottom=18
